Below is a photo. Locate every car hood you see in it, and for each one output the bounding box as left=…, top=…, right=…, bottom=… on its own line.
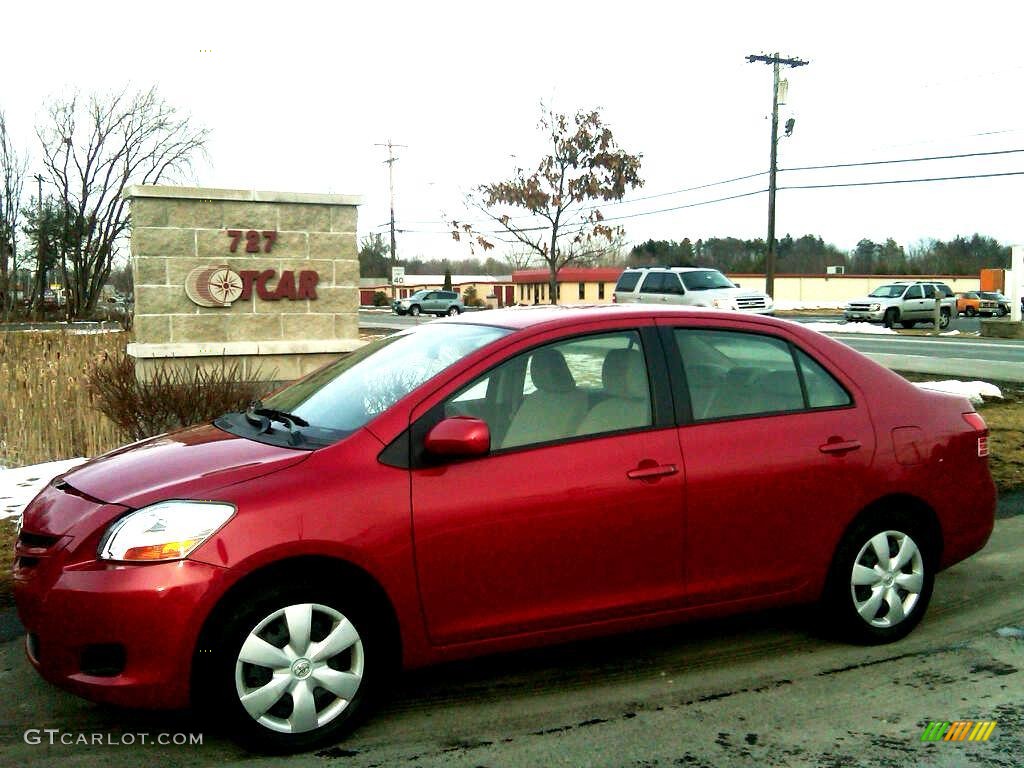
left=58, top=423, right=311, bottom=508
left=847, top=295, right=891, bottom=304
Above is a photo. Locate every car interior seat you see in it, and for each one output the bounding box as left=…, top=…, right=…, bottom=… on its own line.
left=500, top=347, right=588, bottom=448
left=575, top=349, right=652, bottom=436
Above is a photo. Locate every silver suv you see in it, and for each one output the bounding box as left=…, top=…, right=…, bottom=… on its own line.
left=844, top=281, right=954, bottom=329
left=613, top=267, right=774, bottom=314
left=393, top=289, right=464, bottom=317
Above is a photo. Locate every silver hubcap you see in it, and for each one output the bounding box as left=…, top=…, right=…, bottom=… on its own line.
left=235, top=603, right=364, bottom=734
left=850, top=531, right=925, bottom=628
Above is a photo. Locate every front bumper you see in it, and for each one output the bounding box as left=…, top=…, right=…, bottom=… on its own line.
left=844, top=308, right=885, bottom=322
left=15, top=533, right=229, bottom=709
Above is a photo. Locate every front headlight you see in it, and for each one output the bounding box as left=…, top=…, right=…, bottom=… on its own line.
left=869, top=303, right=881, bottom=311
left=99, top=500, right=235, bottom=562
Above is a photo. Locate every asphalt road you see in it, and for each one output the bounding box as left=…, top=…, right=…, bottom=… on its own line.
left=2, top=505, right=1022, bottom=768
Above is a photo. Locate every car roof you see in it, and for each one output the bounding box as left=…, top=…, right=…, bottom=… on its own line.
left=623, top=266, right=718, bottom=273
left=445, top=304, right=777, bottom=331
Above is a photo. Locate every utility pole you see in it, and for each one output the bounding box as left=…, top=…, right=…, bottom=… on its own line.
left=746, top=53, right=808, bottom=298
left=35, top=174, right=45, bottom=319
left=375, top=139, right=407, bottom=299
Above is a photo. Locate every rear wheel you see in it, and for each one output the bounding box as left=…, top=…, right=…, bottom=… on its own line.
left=409, top=305, right=421, bottom=317
left=883, top=308, right=899, bottom=328
left=823, top=512, right=935, bottom=644
left=966, top=306, right=977, bottom=317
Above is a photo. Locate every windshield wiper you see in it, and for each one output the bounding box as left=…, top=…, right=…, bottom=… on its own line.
left=244, top=401, right=309, bottom=445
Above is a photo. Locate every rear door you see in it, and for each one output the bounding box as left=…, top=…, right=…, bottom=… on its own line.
left=658, top=320, right=877, bottom=603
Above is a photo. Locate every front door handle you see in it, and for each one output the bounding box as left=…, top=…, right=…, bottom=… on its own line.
left=627, top=463, right=678, bottom=480
left=819, top=439, right=862, bottom=455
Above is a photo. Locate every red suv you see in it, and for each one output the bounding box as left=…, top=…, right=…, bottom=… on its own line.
left=13, top=306, right=995, bottom=751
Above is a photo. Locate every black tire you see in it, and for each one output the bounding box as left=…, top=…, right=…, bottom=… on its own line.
left=899, top=320, right=916, bottom=329
left=408, top=305, right=421, bottom=317
left=822, top=510, right=936, bottom=645
left=446, top=306, right=460, bottom=316
left=965, top=306, right=977, bottom=317
left=939, top=308, right=951, bottom=330
left=883, top=308, right=899, bottom=328
left=998, top=306, right=1009, bottom=317
left=200, top=582, right=385, bottom=753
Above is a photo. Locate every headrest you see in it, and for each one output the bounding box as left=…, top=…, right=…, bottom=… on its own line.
left=530, top=348, right=576, bottom=393
left=602, top=349, right=648, bottom=399
left=758, top=370, right=802, bottom=397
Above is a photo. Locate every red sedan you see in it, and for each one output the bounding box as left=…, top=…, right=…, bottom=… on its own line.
left=13, top=306, right=995, bottom=751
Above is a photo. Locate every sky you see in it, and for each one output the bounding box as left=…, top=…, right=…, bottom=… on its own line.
left=3, top=0, right=1024, bottom=265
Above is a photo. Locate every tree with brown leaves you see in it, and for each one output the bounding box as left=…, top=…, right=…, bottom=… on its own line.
left=452, top=106, right=642, bottom=304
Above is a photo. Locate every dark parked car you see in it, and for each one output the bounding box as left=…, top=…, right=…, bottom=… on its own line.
left=14, top=306, right=995, bottom=752
left=978, top=291, right=1011, bottom=316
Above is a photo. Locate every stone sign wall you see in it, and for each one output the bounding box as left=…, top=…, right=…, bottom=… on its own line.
left=125, top=185, right=363, bottom=381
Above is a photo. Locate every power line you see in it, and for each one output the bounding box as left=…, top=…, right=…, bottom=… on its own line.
left=778, top=169, right=1024, bottom=190
left=781, top=147, right=1024, bottom=172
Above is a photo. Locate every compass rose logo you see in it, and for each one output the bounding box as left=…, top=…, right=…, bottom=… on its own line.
left=184, top=265, right=245, bottom=307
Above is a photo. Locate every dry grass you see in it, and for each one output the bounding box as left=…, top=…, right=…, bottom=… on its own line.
left=0, top=331, right=127, bottom=468
left=979, top=400, right=1024, bottom=495
left=0, top=518, right=15, bottom=606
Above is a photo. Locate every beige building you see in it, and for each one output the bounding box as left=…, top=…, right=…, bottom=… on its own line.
left=512, top=268, right=982, bottom=306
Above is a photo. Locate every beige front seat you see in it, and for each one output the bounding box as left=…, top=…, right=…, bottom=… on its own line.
left=500, top=348, right=588, bottom=449
left=575, top=348, right=651, bottom=436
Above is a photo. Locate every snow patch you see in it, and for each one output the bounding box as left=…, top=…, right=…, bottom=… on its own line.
left=913, top=380, right=1003, bottom=404
left=0, top=458, right=88, bottom=521
left=799, top=322, right=898, bottom=335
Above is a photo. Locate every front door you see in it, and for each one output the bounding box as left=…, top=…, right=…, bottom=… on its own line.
left=410, top=327, right=686, bottom=645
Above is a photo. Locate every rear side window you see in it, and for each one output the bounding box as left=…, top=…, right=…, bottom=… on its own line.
left=615, top=271, right=642, bottom=292
left=639, top=273, right=667, bottom=293
left=795, top=350, right=851, bottom=408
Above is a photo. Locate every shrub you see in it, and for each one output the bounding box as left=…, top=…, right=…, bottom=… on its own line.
left=372, top=291, right=390, bottom=307
left=87, top=353, right=274, bottom=441
left=462, top=285, right=486, bottom=308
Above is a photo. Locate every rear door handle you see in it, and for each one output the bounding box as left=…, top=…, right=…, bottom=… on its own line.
left=627, top=464, right=678, bottom=480
left=819, top=439, right=862, bottom=455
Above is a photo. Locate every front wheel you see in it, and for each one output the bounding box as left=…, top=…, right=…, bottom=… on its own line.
left=823, top=513, right=935, bottom=645
left=883, top=308, right=899, bottom=328
left=939, top=309, right=951, bottom=329
left=408, top=305, right=421, bottom=317
left=204, top=584, right=381, bottom=752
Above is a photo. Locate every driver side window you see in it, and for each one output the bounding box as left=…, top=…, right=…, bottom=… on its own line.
left=443, top=331, right=653, bottom=451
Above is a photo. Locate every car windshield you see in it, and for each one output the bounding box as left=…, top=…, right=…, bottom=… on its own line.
left=980, top=292, right=1004, bottom=300
left=409, top=290, right=429, bottom=299
left=256, top=323, right=509, bottom=437
left=680, top=270, right=735, bottom=291
left=868, top=285, right=906, bottom=298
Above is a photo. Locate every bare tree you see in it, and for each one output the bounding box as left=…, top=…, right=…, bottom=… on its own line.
left=37, top=86, right=209, bottom=317
left=452, top=105, right=642, bottom=304
left=0, top=110, right=28, bottom=320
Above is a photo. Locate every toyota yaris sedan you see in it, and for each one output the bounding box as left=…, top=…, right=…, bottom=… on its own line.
left=13, top=306, right=995, bottom=751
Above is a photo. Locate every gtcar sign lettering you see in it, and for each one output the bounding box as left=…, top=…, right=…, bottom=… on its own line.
left=185, top=266, right=319, bottom=307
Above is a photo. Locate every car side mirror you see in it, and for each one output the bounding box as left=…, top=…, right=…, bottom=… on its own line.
left=424, top=416, right=490, bottom=457
left=733, top=282, right=741, bottom=288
